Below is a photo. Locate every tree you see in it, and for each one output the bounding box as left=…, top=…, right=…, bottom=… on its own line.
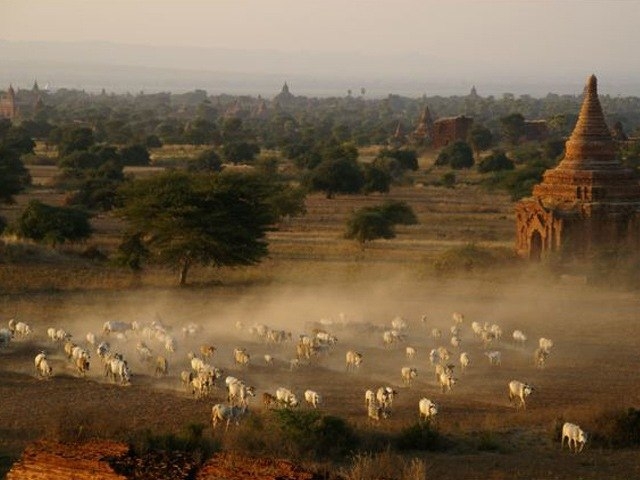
left=0, top=146, right=31, bottom=204
left=345, top=209, right=394, bottom=247
left=13, top=200, right=92, bottom=246
left=500, top=113, right=525, bottom=145
left=378, top=200, right=418, bottom=225
left=307, top=157, right=364, bottom=198
left=477, top=150, right=515, bottom=173
left=468, top=124, right=493, bottom=159
left=184, top=118, right=218, bottom=145
left=57, top=126, right=95, bottom=155
left=222, top=141, right=260, bottom=164
left=120, top=144, right=150, bottom=166
left=1, top=126, right=35, bottom=155
left=116, top=170, right=301, bottom=286
left=344, top=201, right=417, bottom=248
left=363, top=163, right=392, bottom=194
left=435, top=141, right=474, bottom=169
left=377, top=148, right=419, bottom=171
left=188, top=148, right=223, bottom=173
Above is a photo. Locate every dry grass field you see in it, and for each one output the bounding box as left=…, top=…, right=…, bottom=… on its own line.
left=1, top=165, right=639, bottom=479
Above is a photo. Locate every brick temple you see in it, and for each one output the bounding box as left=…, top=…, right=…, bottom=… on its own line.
left=515, top=75, right=640, bottom=260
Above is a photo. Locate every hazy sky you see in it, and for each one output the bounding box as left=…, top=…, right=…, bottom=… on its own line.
left=2, top=0, right=640, bottom=95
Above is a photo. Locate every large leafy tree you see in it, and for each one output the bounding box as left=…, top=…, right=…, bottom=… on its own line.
left=116, top=170, right=303, bottom=285
left=468, top=124, right=493, bottom=159
left=0, top=122, right=32, bottom=206
left=500, top=113, right=525, bottom=145
left=345, top=200, right=417, bottom=248
left=307, top=157, right=365, bottom=198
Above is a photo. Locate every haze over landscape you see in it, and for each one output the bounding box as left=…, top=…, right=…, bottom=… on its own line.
left=2, top=0, right=639, bottom=97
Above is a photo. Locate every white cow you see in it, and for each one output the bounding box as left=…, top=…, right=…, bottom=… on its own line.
left=34, top=351, right=47, bottom=372
left=405, top=346, right=417, bottom=360
left=512, top=330, right=527, bottom=346
left=345, top=350, right=363, bottom=371
left=228, top=381, right=255, bottom=409
left=450, top=335, right=461, bottom=349
left=431, top=328, right=442, bottom=339
left=485, top=350, right=502, bottom=366
left=534, top=348, right=549, bottom=369
left=418, top=398, right=438, bottom=421
left=376, top=387, right=397, bottom=412
left=276, top=387, right=299, bottom=408
left=86, top=332, right=97, bottom=346
left=382, top=330, right=404, bottom=348
left=401, top=366, right=418, bottom=387
left=14, top=321, right=32, bottom=338
left=508, top=380, right=534, bottom=409
left=233, top=348, right=250, bottom=367
left=391, top=316, right=408, bottom=331
left=105, top=358, right=131, bottom=385
left=37, top=358, right=52, bottom=378
left=460, top=352, right=471, bottom=372
left=364, top=389, right=376, bottom=407
left=304, top=389, right=321, bottom=409
left=264, top=354, right=273, bottom=365
left=561, top=422, right=588, bottom=453
left=211, top=404, right=246, bottom=431
left=452, top=312, right=464, bottom=325
left=428, top=348, right=440, bottom=365
left=539, top=337, right=554, bottom=353
left=438, top=372, right=457, bottom=393
left=367, top=399, right=385, bottom=422
left=102, top=321, right=133, bottom=336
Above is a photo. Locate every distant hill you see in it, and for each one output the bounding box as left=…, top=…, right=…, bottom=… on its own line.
left=1, top=40, right=638, bottom=98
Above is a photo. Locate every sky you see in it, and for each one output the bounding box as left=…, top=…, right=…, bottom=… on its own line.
left=1, top=0, right=640, bottom=96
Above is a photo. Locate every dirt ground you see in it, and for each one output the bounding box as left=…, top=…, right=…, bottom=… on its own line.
left=1, top=273, right=640, bottom=479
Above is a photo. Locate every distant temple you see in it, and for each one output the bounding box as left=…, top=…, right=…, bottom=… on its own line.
left=411, top=105, right=435, bottom=145
left=0, top=82, right=45, bottom=121
left=515, top=75, right=640, bottom=260
left=273, top=82, right=295, bottom=106
left=0, top=85, right=18, bottom=120
left=432, top=115, right=473, bottom=148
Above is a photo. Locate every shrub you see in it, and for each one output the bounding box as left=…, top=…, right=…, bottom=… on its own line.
left=270, top=409, right=357, bottom=460
left=12, top=200, right=92, bottom=246
left=441, top=172, right=456, bottom=188
left=395, top=421, right=448, bottom=451
left=434, top=243, right=516, bottom=273
left=590, top=408, right=640, bottom=448
left=435, top=141, right=474, bottom=169
left=477, top=150, right=514, bottom=173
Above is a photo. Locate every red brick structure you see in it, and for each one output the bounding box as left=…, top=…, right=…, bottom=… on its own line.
left=0, top=84, right=18, bottom=120
left=432, top=115, right=473, bottom=148
left=515, top=75, right=640, bottom=260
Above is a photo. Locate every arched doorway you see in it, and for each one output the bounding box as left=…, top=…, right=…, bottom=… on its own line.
left=529, top=230, right=543, bottom=261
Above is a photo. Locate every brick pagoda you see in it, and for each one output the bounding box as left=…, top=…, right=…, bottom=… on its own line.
left=515, top=75, right=640, bottom=260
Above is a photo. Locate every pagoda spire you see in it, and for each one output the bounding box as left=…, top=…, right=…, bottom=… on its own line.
left=560, top=74, right=616, bottom=168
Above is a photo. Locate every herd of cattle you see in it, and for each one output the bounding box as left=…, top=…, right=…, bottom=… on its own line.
left=0, top=310, right=588, bottom=453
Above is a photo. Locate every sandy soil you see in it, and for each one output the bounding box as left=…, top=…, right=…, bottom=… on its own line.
left=1, top=274, right=640, bottom=478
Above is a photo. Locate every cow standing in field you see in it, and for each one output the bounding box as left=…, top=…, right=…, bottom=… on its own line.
left=345, top=350, right=363, bottom=371
left=561, top=422, right=588, bottom=453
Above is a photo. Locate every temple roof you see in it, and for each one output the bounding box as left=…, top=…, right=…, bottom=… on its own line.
left=559, top=74, right=617, bottom=168
left=532, top=74, right=640, bottom=206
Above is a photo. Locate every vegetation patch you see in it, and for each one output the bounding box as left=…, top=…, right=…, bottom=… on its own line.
left=433, top=243, right=517, bottom=273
